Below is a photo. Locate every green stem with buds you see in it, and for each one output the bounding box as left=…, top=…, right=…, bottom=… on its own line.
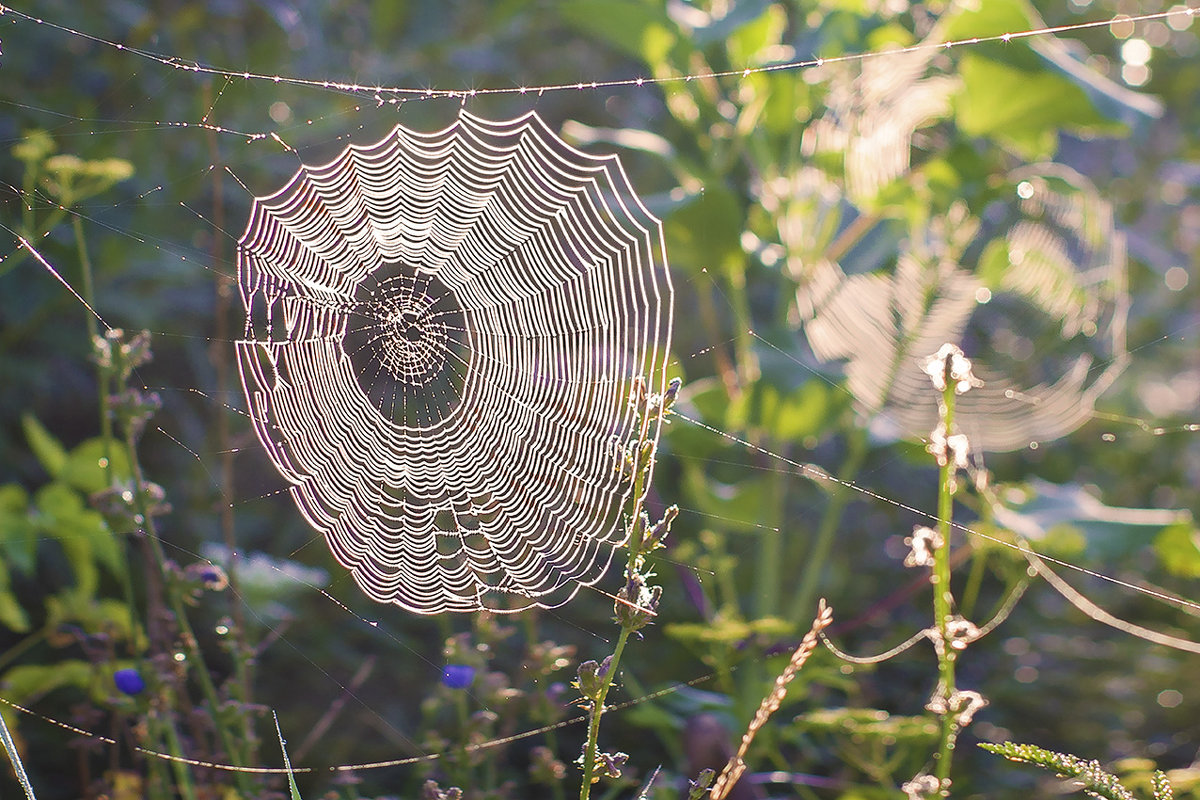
left=933, top=378, right=958, bottom=787
left=578, top=380, right=676, bottom=800
left=122, top=425, right=254, bottom=795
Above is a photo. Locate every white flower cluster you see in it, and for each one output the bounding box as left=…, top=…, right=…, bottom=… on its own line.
left=944, top=615, right=982, bottom=651
left=901, top=773, right=942, bottom=800
left=904, top=526, right=943, bottom=568
left=921, top=342, right=983, bottom=395
left=928, top=422, right=971, bottom=469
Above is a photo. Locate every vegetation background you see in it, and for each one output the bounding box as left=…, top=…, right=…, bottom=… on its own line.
left=0, top=1, right=1197, bottom=798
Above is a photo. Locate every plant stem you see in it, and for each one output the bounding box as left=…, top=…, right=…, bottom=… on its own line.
left=725, top=266, right=759, bottom=389
left=754, top=461, right=785, bottom=620
left=73, top=217, right=146, bottom=658
left=72, top=216, right=112, bottom=451
left=933, top=380, right=957, bottom=787
left=578, top=393, right=658, bottom=800
left=453, top=685, right=473, bottom=790
left=205, top=96, right=255, bottom=762
left=122, top=429, right=254, bottom=795
left=578, top=627, right=633, bottom=799
left=160, top=706, right=199, bottom=800
left=790, top=427, right=867, bottom=622
left=0, top=703, right=37, bottom=800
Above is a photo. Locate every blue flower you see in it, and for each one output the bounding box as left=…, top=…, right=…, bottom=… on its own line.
left=441, top=664, right=475, bottom=689
left=113, top=668, right=146, bottom=696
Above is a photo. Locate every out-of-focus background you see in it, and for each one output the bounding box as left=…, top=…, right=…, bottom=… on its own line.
left=1, top=1, right=1198, bottom=798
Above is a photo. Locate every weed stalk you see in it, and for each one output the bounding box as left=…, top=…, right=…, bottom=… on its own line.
left=577, top=377, right=678, bottom=799
left=932, top=375, right=958, bottom=787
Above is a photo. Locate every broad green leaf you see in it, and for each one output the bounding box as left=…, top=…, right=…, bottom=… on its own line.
left=956, top=53, right=1122, bottom=159
left=993, top=480, right=1191, bottom=562
left=733, top=380, right=845, bottom=444
left=818, top=0, right=870, bottom=12
left=760, top=73, right=813, bottom=135
left=725, top=3, right=784, bottom=64
left=666, top=612, right=790, bottom=645
left=666, top=378, right=731, bottom=461
left=977, top=238, right=1011, bottom=290
left=684, top=469, right=772, bottom=535
left=21, top=414, right=67, bottom=479
left=942, top=0, right=1031, bottom=41
left=1154, top=522, right=1200, bottom=578
left=797, top=708, right=939, bottom=743
left=691, top=0, right=774, bottom=46
left=866, top=21, right=915, bottom=52
left=44, top=593, right=138, bottom=643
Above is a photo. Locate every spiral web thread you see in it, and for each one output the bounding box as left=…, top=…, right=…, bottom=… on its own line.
left=236, top=111, right=673, bottom=614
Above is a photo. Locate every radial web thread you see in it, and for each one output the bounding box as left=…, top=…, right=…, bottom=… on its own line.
left=236, top=111, right=674, bottom=614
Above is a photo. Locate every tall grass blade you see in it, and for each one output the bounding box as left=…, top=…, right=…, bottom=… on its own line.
left=274, top=710, right=303, bottom=800
left=0, top=709, right=38, bottom=800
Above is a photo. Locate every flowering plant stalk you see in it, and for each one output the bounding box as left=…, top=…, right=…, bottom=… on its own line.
left=576, top=377, right=679, bottom=800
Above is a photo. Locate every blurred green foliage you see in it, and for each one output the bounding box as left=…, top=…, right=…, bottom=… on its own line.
left=1, top=1, right=1199, bottom=799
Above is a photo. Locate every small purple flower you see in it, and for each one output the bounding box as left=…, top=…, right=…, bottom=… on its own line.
left=113, top=668, right=146, bottom=696
left=184, top=562, right=229, bottom=591
left=546, top=682, right=568, bottom=704
left=441, top=664, right=475, bottom=689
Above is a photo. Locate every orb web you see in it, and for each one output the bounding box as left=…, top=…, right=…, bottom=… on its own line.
left=236, top=111, right=673, bottom=614
left=342, top=264, right=469, bottom=429
left=800, top=163, right=1128, bottom=452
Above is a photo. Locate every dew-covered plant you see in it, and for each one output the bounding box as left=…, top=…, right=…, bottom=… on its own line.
left=979, top=741, right=1179, bottom=800
left=576, top=376, right=680, bottom=799
left=2, top=134, right=266, bottom=799
left=3, top=3, right=1199, bottom=799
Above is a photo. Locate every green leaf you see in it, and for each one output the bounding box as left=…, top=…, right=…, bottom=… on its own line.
left=0, top=484, right=38, bottom=575
left=977, top=238, right=1010, bottom=290
left=748, top=380, right=844, bottom=443
left=760, top=73, right=814, bottom=135
left=35, top=483, right=125, bottom=593
left=942, top=0, right=1032, bottom=41
left=557, top=0, right=673, bottom=61
left=664, top=186, right=744, bottom=274
left=993, top=480, right=1192, bottom=562
left=979, top=742, right=1137, bottom=800
left=797, top=708, right=939, bottom=744
left=44, top=594, right=137, bottom=642
left=0, top=562, right=31, bottom=632
left=724, top=3, right=784, bottom=62
left=21, top=414, right=67, bottom=479
left=956, top=53, right=1122, bottom=159
left=1, top=660, right=94, bottom=704
left=1154, top=522, right=1200, bottom=579
left=684, top=469, right=771, bottom=535
left=61, top=437, right=130, bottom=494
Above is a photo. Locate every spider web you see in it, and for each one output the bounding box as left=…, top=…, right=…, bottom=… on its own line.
left=0, top=2, right=1198, bottom=793
left=237, top=111, right=673, bottom=613
left=797, top=162, right=1128, bottom=452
